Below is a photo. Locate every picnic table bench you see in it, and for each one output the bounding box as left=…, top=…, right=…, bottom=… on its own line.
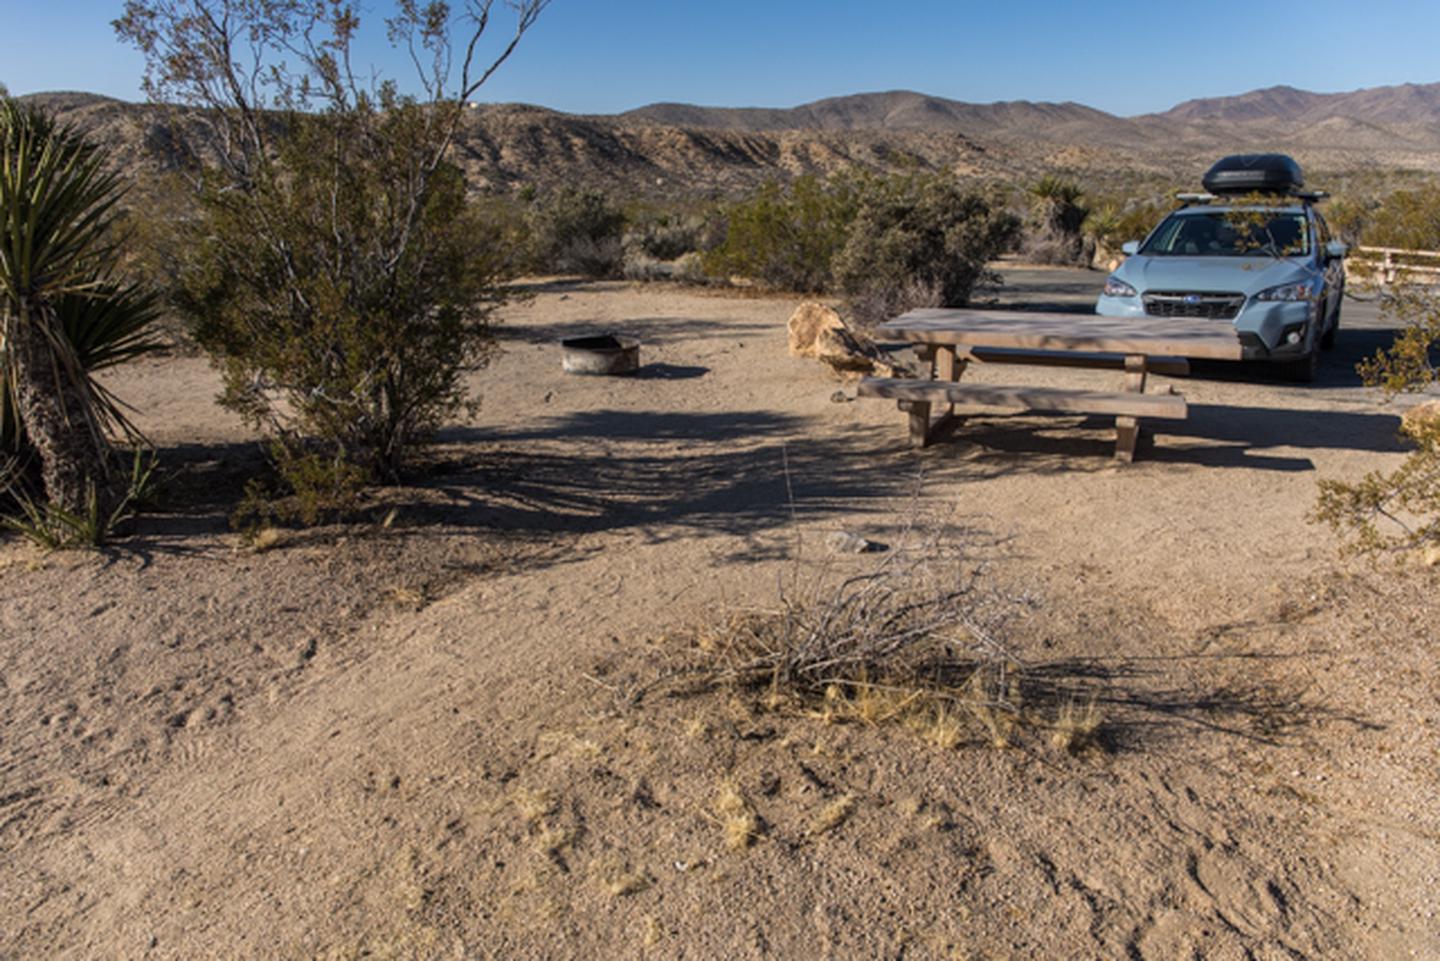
left=861, top=308, right=1244, bottom=462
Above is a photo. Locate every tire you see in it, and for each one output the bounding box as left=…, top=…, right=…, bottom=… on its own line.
left=1281, top=349, right=1318, bottom=383
left=1320, top=300, right=1340, bottom=350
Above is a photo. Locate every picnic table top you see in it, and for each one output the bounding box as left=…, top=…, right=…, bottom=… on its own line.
left=878, top=308, right=1245, bottom=361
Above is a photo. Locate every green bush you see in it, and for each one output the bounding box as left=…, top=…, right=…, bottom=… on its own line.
left=833, top=174, right=1019, bottom=329
left=526, top=187, right=626, bottom=277
left=624, top=210, right=706, bottom=261
left=1359, top=184, right=1440, bottom=251
left=620, top=210, right=708, bottom=283
left=1314, top=286, right=1440, bottom=554
left=117, top=0, right=545, bottom=501
left=703, top=175, right=859, bottom=292
left=176, top=104, right=508, bottom=486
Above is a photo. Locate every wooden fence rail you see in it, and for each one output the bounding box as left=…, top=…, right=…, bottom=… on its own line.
left=1351, top=246, right=1440, bottom=285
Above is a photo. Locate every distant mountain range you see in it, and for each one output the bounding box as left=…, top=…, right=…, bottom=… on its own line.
left=620, top=82, right=1440, bottom=132
left=19, top=81, right=1440, bottom=198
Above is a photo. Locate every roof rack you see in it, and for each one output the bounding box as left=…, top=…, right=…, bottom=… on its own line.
left=1176, top=189, right=1329, bottom=206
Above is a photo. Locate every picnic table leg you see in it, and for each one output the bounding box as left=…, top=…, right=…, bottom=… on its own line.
left=928, top=345, right=968, bottom=439
left=897, top=344, right=968, bottom=447
left=898, top=399, right=933, bottom=447
left=1114, top=354, right=1149, bottom=462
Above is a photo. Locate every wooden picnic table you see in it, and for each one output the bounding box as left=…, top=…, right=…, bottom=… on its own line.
left=861, top=308, right=1245, bottom=462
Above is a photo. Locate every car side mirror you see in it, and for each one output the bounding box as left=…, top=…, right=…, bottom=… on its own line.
left=1121, top=241, right=1140, bottom=256
left=1325, top=241, right=1348, bottom=260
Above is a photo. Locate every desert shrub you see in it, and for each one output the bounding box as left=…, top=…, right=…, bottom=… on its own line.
left=1020, top=176, right=1090, bottom=266
left=117, top=0, right=544, bottom=495
left=175, top=106, right=507, bottom=486
left=703, top=175, right=859, bottom=292
left=623, top=211, right=705, bottom=261
left=1360, top=183, right=1440, bottom=251
left=833, top=174, right=1019, bottom=328
left=620, top=250, right=670, bottom=282
left=1314, top=286, right=1440, bottom=554
left=1324, top=194, right=1377, bottom=247
left=619, top=211, right=708, bottom=282
left=1084, top=196, right=1173, bottom=253
left=231, top=444, right=368, bottom=537
left=527, top=187, right=626, bottom=277
left=672, top=251, right=709, bottom=285
left=672, top=538, right=1105, bottom=754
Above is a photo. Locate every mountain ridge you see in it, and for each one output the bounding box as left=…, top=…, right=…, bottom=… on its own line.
left=16, top=80, right=1440, bottom=200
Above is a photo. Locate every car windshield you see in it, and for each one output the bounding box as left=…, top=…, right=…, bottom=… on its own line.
left=1141, top=210, right=1310, bottom=257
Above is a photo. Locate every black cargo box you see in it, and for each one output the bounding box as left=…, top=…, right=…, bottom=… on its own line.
left=1201, top=154, right=1304, bottom=195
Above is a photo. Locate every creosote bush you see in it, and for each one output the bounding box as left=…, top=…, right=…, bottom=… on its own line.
left=704, top=175, right=859, bottom=292
left=702, top=172, right=1017, bottom=325
left=1314, top=286, right=1440, bottom=554
left=115, top=0, right=546, bottom=506
left=526, top=187, right=626, bottom=277
left=834, top=174, right=1019, bottom=329
left=1358, top=183, right=1440, bottom=251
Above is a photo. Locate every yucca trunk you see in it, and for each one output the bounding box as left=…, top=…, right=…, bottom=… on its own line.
left=4, top=299, right=111, bottom=514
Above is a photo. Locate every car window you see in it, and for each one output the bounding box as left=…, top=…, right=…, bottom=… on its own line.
left=1141, top=211, right=1310, bottom=257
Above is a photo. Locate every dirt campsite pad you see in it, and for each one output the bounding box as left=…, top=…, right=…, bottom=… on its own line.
left=2, top=268, right=1437, bottom=959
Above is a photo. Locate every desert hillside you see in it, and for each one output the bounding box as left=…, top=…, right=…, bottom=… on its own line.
left=20, top=80, right=1440, bottom=200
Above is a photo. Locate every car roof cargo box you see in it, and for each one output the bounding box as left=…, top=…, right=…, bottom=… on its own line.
left=1201, top=154, right=1304, bottom=195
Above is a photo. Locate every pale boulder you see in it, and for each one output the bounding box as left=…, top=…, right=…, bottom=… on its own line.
left=787, top=302, right=846, bottom=358
left=786, top=301, right=909, bottom=379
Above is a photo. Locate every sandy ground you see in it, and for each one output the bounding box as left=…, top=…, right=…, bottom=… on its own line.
left=2, top=268, right=1437, bottom=960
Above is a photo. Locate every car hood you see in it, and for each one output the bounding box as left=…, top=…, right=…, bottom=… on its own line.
left=1115, top=255, right=1314, bottom=294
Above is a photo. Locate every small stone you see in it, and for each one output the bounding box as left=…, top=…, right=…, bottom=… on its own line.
left=1421, top=545, right=1440, bottom=568
left=830, top=390, right=851, bottom=404
left=825, top=531, right=882, bottom=554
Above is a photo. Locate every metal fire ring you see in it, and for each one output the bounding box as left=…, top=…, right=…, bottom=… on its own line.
left=560, top=334, right=641, bottom=375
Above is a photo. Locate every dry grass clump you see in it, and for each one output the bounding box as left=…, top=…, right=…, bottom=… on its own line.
left=809, top=794, right=856, bottom=836
left=677, top=542, right=1106, bottom=754
left=715, top=783, right=761, bottom=850
left=591, top=859, right=652, bottom=897
left=1050, top=697, right=1103, bottom=754
left=248, top=526, right=287, bottom=552
left=511, top=787, right=555, bottom=826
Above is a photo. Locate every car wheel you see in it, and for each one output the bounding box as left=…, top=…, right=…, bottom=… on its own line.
left=1320, top=302, right=1340, bottom=350
left=1281, top=349, right=1318, bottom=383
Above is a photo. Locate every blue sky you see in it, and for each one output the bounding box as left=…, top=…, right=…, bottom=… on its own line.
left=1, top=0, right=1436, bottom=116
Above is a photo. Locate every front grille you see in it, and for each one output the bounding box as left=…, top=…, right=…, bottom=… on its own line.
left=1142, top=291, right=1245, bottom=320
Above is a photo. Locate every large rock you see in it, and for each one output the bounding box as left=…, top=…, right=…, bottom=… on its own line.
left=787, top=302, right=845, bottom=357
left=787, top=302, right=909, bottom=379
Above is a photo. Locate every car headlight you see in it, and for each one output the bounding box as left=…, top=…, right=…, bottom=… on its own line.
left=1255, top=282, right=1315, bottom=302
left=1103, top=276, right=1137, bottom=298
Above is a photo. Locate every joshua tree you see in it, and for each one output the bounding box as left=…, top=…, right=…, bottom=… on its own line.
left=0, top=100, right=160, bottom=514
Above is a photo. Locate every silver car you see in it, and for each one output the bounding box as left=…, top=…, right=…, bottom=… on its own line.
left=1095, top=193, right=1347, bottom=382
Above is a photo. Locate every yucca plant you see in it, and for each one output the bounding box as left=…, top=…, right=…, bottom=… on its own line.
left=0, top=98, right=162, bottom=516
